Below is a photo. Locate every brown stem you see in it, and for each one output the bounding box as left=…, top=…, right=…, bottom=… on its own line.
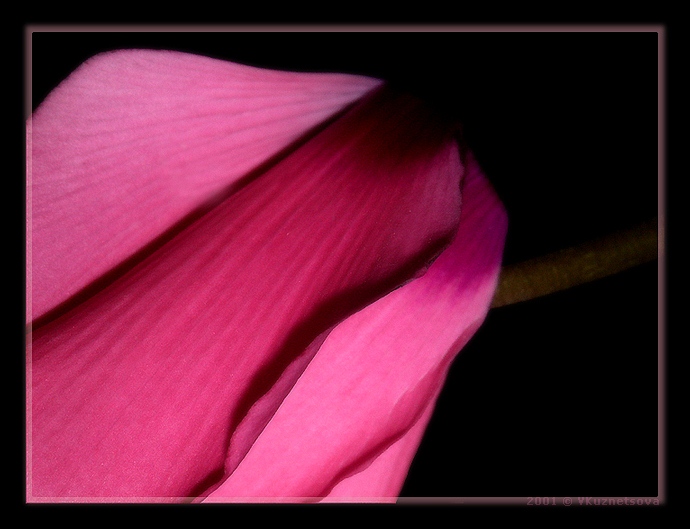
left=491, top=217, right=660, bottom=308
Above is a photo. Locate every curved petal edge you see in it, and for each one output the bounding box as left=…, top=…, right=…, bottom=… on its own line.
left=203, top=152, right=508, bottom=502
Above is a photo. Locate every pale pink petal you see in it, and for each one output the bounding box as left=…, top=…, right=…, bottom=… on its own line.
left=202, top=154, right=507, bottom=502
left=28, top=86, right=467, bottom=501
left=320, top=385, right=440, bottom=503
left=27, top=50, right=382, bottom=323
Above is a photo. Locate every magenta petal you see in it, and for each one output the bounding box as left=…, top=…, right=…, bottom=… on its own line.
left=201, top=155, right=507, bottom=502
left=27, top=50, right=382, bottom=323
left=28, top=86, right=471, bottom=500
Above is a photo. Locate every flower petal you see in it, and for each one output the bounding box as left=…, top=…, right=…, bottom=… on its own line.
left=27, top=50, right=382, bottom=323
left=201, top=154, right=507, bottom=502
left=28, top=85, right=468, bottom=500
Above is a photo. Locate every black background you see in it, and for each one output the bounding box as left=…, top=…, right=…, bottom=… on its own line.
left=28, top=30, right=661, bottom=500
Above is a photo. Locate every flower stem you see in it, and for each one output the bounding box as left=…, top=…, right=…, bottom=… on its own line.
left=491, top=217, right=659, bottom=308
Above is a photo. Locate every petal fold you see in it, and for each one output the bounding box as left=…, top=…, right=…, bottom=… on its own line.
left=202, top=154, right=507, bottom=502
left=28, top=50, right=382, bottom=323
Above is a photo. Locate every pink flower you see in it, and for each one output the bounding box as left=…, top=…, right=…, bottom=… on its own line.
left=26, top=49, right=507, bottom=503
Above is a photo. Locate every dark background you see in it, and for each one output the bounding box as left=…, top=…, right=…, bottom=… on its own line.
left=28, top=30, right=661, bottom=500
